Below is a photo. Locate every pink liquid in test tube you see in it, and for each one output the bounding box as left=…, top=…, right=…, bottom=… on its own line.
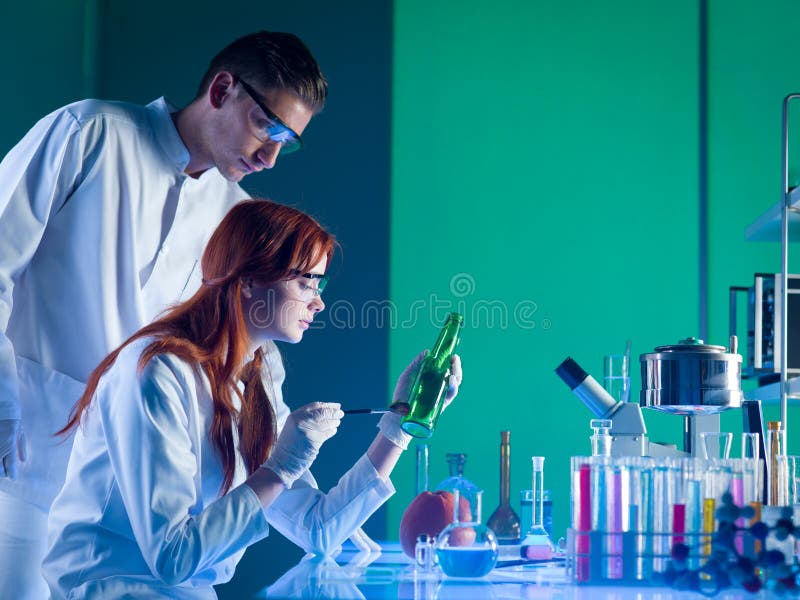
left=577, top=463, right=591, bottom=582
left=672, top=504, right=686, bottom=545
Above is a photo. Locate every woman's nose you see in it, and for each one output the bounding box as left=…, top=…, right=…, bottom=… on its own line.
left=309, top=295, right=325, bottom=313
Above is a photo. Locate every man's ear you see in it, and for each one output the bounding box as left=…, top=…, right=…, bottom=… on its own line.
left=208, top=72, right=236, bottom=109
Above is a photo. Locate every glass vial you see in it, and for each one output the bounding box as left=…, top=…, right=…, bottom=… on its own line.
left=415, top=534, right=436, bottom=572
left=590, top=419, right=613, bottom=456
left=401, top=313, right=463, bottom=438
left=767, top=420, right=784, bottom=506
left=487, top=430, right=521, bottom=543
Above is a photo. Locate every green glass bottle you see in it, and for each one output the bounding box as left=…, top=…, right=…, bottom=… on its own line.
left=401, top=312, right=463, bottom=438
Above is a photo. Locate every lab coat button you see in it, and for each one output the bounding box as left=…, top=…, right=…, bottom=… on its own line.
left=160, top=245, right=170, bottom=256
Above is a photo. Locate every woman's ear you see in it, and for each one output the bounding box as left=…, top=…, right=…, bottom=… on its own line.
left=241, top=278, right=253, bottom=299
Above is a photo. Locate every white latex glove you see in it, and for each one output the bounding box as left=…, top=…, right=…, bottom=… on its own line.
left=0, top=419, right=26, bottom=479
left=348, top=526, right=381, bottom=554
left=263, top=402, right=343, bottom=488
left=378, top=353, right=463, bottom=450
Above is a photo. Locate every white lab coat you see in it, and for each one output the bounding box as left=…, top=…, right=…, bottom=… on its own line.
left=44, top=338, right=394, bottom=598
left=1, top=96, right=395, bottom=596
left=0, top=96, right=248, bottom=508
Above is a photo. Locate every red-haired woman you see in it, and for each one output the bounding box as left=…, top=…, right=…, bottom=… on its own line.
left=42, top=200, right=462, bottom=599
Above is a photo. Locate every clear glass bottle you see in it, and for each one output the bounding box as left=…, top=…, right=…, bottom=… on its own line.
left=435, top=489, right=498, bottom=577
left=767, top=420, right=784, bottom=506
left=415, top=533, right=436, bottom=572
left=590, top=419, right=613, bottom=456
left=435, top=453, right=480, bottom=518
left=401, top=313, right=463, bottom=438
left=486, top=431, right=521, bottom=544
left=520, top=456, right=555, bottom=559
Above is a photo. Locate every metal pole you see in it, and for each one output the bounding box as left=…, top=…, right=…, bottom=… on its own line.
left=779, top=94, right=800, bottom=454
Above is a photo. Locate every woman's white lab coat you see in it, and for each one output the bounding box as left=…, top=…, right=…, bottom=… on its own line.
left=44, top=338, right=394, bottom=598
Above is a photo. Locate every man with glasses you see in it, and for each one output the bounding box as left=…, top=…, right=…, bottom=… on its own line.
left=0, top=31, right=364, bottom=597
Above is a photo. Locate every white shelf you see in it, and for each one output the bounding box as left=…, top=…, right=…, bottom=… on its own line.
left=745, top=187, right=800, bottom=241
left=744, top=376, right=800, bottom=403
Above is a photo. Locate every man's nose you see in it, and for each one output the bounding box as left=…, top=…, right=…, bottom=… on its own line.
left=255, top=142, right=281, bottom=170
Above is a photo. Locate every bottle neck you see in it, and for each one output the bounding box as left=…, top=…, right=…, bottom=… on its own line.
left=531, top=467, right=544, bottom=528
left=429, top=315, right=462, bottom=370
left=499, top=441, right=511, bottom=505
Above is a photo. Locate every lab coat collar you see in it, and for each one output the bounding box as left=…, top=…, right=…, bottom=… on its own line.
left=145, top=97, right=191, bottom=174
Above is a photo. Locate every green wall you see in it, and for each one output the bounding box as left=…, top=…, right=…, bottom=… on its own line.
left=390, top=0, right=800, bottom=541
left=4, top=0, right=800, bottom=583
left=707, top=0, right=800, bottom=441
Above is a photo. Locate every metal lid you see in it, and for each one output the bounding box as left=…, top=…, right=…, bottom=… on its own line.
left=653, top=337, right=727, bottom=353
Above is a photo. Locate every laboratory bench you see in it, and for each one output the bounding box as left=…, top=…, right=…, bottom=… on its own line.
left=253, top=542, right=757, bottom=599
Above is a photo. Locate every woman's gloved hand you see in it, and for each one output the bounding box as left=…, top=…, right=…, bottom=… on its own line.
left=378, top=353, right=463, bottom=450
left=263, top=402, right=343, bottom=488
left=0, top=419, right=26, bottom=479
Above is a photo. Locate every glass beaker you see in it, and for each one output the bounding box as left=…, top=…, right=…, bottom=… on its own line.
left=519, top=489, right=552, bottom=538
left=701, top=431, right=732, bottom=460
left=435, top=453, right=480, bottom=518
left=603, top=353, right=630, bottom=403
left=741, top=432, right=763, bottom=504
left=435, top=490, right=498, bottom=578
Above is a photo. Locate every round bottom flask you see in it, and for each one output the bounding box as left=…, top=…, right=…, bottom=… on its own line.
left=435, top=490, right=498, bottom=577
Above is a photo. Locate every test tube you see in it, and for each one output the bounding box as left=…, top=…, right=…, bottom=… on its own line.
left=571, top=458, right=592, bottom=582
left=702, top=498, right=715, bottom=559
left=652, top=465, right=672, bottom=571
left=685, top=478, right=702, bottom=570
left=415, top=443, right=429, bottom=495
left=741, top=432, right=762, bottom=505
left=638, top=461, right=653, bottom=580
left=731, top=469, right=744, bottom=554
left=605, top=464, right=623, bottom=579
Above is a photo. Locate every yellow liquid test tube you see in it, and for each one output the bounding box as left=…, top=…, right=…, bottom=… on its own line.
left=702, top=498, right=715, bottom=560
left=749, top=501, right=762, bottom=555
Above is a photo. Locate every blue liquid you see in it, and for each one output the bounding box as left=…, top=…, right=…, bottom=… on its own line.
left=436, top=547, right=497, bottom=577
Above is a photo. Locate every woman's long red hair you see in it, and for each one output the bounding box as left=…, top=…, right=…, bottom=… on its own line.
left=58, top=199, right=335, bottom=495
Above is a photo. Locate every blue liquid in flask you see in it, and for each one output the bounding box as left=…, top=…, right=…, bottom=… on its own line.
left=436, top=547, right=497, bottom=577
